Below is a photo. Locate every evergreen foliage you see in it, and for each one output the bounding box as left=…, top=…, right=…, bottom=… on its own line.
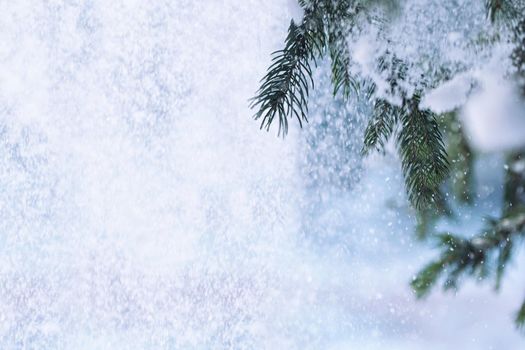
left=486, top=0, right=519, bottom=24
left=513, top=17, right=525, bottom=95
left=249, top=18, right=320, bottom=135
left=412, top=150, right=525, bottom=326
left=412, top=8, right=525, bottom=329
left=251, top=0, right=448, bottom=210
left=361, top=98, right=399, bottom=154
left=252, top=0, right=525, bottom=330
left=396, top=94, right=448, bottom=210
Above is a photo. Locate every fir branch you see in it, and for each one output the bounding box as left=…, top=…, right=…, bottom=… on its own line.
left=517, top=298, right=525, bottom=329
left=451, top=125, right=474, bottom=204
left=326, top=1, right=360, bottom=98
left=512, top=18, right=525, bottom=95
left=413, top=150, right=525, bottom=326
left=411, top=260, right=445, bottom=298
left=250, top=4, right=325, bottom=136
left=361, top=98, right=400, bottom=155
left=361, top=90, right=449, bottom=211
left=504, top=151, right=525, bottom=213
left=412, top=207, right=525, bottom=311
left=361, top=55, right=408, bottom=155
left=250, top=0, right=363, bottom=136
left=250, top=21, right=316, bottom=136
left=441, top=111, right=475, bottom=204
left=379, top=54, right=409, bottom=95
left=361, top=56, right=448, bottom=210
left=485, top=0, right=519, bottom=24
left=329, top=41, right=358, bottom=98
left=397, top=94, right=449, bottom=210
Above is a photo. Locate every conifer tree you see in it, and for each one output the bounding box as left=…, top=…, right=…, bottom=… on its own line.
left=251, top=0, right=525, bottom=329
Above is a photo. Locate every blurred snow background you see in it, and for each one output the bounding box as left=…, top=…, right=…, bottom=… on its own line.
left=0, top=0, right=523, bottom=349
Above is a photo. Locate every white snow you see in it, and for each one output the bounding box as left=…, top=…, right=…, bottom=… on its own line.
left=460, top=48, right=525, bottom=152
left=421, top=73, right=473, bottom=113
